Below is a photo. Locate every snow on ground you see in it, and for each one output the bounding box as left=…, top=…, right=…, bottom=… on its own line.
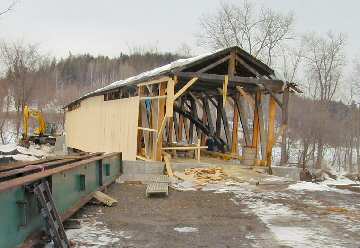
left=172, top=178, right=359, bottom=247
left=0, top=143, right=53, bottom=161
left=46, top=209, right=131, bottom=248
left=287, top=181, right=354, bottom=194
left=173, top=227, right=199, bottom=233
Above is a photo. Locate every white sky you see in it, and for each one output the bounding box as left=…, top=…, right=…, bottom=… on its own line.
left=0, top=0, right=359, bottom=61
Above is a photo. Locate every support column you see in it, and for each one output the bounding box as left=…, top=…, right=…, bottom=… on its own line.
left=155, top=82, right=166, bottom=160
left=252, top=91, right=261, bottom=158
left=280, top=86, right=289, bottom=165
left=231, top=93, right=240, bottom=155
left=266, top=96, right=277, bottom=171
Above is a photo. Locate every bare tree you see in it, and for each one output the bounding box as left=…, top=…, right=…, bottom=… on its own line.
left=198, top=0, right=294, bottom=65
left=0, top=1, right=17, bottom=16
left=0, top=41, right=42, bottom=139
left=302, top=31, right=346, bottom=169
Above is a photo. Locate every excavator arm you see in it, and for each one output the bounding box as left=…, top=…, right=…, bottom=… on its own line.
left=22, top=105, right=47, bottom=139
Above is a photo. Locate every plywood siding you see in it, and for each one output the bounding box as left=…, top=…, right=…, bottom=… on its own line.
left=65, top=96, right=139, bottom=160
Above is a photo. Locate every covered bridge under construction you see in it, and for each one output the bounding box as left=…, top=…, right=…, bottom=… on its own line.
left=65, top=46, right=298, bottom=168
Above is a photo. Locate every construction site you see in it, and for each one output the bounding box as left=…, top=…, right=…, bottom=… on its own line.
left=1, top=1, right=360, bottom=247
left=0, top=46, right=359, bottom=248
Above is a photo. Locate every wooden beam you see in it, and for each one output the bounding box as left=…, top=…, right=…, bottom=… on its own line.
left=262, top=84, right=283, bottom=108
left=136, top=155, right=154, bottom=162
left=236, top=86, right=255, bottom=108
left=163, top=153, right=174, bottom=177
left=140, top=95, right=167, bottom=100
left=166, top=78, right=175, bottom=117
left=174, top=77, right=198, bottom=100
left=137, top=76, right=170, bottom=87
left=235, top=55, right=260, bottom=77
left=266, top=96, right=277, bottom=170
left=252, top=91, right=261, bottom=157
left=229, top=50, right=238, bottom=155
left=280, top=86, right=290, bottom=165
left=234, top=96, right=251, bottom=146
left=155, top=82, right=166, bottom=160
left=203, top=96, right=214, bottom=135
left=216, top=95, right=222, bottom=138
left=161, top=146, right=208, bottom=150
left=197, top=55, right=231, bottom=73
left=176, top=72, right=284, bottom=91
left=231, top=93, right=239, bottom=155
left=223, top=75, right=229, bottom=106
left=258, top=94, right=267, bottom=160
left=137, top=127, right=157, bottom=132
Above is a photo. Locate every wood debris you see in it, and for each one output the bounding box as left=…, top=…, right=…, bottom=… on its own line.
left=184, top=167, right=227, bottom=186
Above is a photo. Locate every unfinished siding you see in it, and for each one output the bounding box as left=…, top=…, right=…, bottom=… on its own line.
left=65, top=96, right=139, bottom=160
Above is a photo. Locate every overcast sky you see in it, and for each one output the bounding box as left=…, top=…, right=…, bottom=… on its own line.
left=0, top=0, right=359, bottom=61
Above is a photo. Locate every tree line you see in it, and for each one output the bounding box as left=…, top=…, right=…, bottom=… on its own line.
left=1, top=0, right=360, bottom=173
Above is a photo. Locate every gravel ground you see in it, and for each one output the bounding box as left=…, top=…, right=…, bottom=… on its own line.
left=66, top=181, right=360, bottom=248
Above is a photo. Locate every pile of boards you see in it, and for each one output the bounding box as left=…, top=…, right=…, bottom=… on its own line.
left=184, top=167, right=227, bottom=186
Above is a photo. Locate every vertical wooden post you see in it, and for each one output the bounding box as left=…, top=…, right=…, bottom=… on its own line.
left=137, top=86, right=144, bottom=155
left=258, top=95, right=267, bottom=160
left=177, top=98, right=184, bottom=143
left=266, top=96, right=277, bottom=169
left=201, top=102, right=208, bottom=146
left=228, top=50, right=239, bottom=155
left=231, top=93, right=240, bottom=155
left=196, top=139, right=201, bottom=162
left=280, top=86, right=289, bottom=165
left=155, top=82, right=166, bottom=160
left=252, top=91, right=261, bottom=157
left=216, top=95, right=222, bottom=138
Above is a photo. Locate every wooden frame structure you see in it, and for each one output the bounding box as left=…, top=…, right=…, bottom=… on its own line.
left=65, top=46, right=297, bottom=169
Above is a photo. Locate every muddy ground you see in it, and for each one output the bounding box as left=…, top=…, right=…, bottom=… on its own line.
left=68, top=182, right=360, bottom=248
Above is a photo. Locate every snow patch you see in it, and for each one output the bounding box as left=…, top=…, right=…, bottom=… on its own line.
left=174, top=227, right=198, bottom=233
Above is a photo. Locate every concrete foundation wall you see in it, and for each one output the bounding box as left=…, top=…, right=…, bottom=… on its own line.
left=272, top=166, right=301, bottom=181
left=118, top=160, right=164, bottom=182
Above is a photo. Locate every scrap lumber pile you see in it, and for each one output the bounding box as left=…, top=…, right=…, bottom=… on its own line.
left=184, top=167, right=227, bottom=185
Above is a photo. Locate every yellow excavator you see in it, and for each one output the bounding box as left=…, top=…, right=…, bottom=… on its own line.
left=21, top=105, right=57, bottom=146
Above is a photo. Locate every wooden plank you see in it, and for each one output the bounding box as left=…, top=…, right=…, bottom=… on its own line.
left=137, top=76, right=170, bottom=87
left=196, top=139, right=201, bottom=162
left=140, top=95, right=167, bottom=100
left=136, top=155, right=154, bottom=162
left=197, top=55, right=231, bottom=73
left=174, top=77, right=198, bottom=100
left=137, top=86, right=144, bottom=154
left=162, top=146, right=208, bottom=150
left=223, top=75, right=229, bottom=106
left=93, top=191, right=118, bottom=207
left=166, top=78, right=174, bottom=117
left=155, top=82, right=166, bottom=160
left=163, top=153, right=174, bottom=177
left=266, top=96, right=277, bottom=168
left=137, top=127, right=157, bottom=132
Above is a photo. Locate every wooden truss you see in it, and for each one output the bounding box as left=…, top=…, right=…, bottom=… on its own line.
left=135, top=48, right=291, bottom=171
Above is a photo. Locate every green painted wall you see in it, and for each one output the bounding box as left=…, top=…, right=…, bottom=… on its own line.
left=0, top=154, right=121, bottom=248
